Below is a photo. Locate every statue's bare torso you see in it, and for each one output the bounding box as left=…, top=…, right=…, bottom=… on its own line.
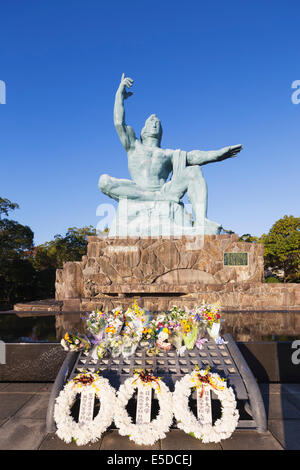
left=128, top=141, right=172, bottom=190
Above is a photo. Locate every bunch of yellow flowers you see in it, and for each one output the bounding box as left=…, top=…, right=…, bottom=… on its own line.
left=181, top=319, right=192, bottom=335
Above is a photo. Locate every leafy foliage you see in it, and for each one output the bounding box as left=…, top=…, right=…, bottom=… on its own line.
left=239, top=216, right=300, bottom=283
left=31, top=226, right=98, bottom=303
left=238, top=233, right=261, bottom=244
left=0, top=197, right=19, bottom=219
left=0, top=197, right=98, bottom=309
left=263, top=215, right=300, bottom=283
left=264, top=275, right=281, bottom=283
left=0, top=201, right=35, bottom=309
left=33, top=226, right=97, bottom=270
left=0, top=219, right=34, bottom=257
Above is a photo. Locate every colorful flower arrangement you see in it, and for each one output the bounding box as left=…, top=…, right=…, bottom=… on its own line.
left=193, top=301, right=222, bottom=327
left=84, top=308, right=107, bottom=336
left=118, top=301, right=151, bottom=355
left=193, top=302, right=223, bottom=341
left=110, top=336, right=123, bottom=358
left=60, top=332, right=91, bottom=352
left=61, top=301, right=224, bottom=358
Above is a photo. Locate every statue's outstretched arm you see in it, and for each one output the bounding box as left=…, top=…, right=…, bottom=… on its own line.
left=187, top=144, right=242, bottom=166
left=114, top=73, right=137, bottom=151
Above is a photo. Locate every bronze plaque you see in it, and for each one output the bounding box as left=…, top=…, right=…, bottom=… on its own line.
left=224, top=252, right=248, bottom=266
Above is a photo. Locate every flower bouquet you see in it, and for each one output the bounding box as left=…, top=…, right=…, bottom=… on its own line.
left=109, top=335, right=123, bottom=358
left=84, top=309, right=108, bottom=360
left=102, top=311, right=124, bottom=358
left=187, top=307, right=208, bottom=350
left=124, top=300, right=151, bottom=332
left=165, top=308, right=185, bottom=351
left=195, top=302, right=222, bottom=342
left=168, top=306, right=186, bottom=322
left=156, top=328, right=172, bottom=351
left=111, top=306, right=124, bottom=319
left=85, top=308, right=107, bottom=337
left=125, top=319, right=144, bottom=343
left=110, top=307, right=125, bottom=331
left=169, top=325, right=183, bottom=351
left=181, top=317, right=199, bottom=350
left=105, top=314, right=124, bottom=340
left=60, top=332, right=91, bottom=352
left=96, top=340, right=110, bottom=359
left=121, top=309, right=144, bottom=350
left=206, top=322, right=221, bottom=341
left=121, top=335, right=139, bottom=358
left=140, top=322, right=157, bottom=348
left=120, top=318, right=141, bottom=358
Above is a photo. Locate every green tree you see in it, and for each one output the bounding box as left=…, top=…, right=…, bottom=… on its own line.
left=222, top=228, right=235, bottom=235
left=0, top=199, right=35, bottom=309
left=32, top=226, right=98, bottom=300
left=263, top=215, right=300, bottom=283
left=0, top=197, right=19, bottom=219
left=0, top=219, right=34, bottom=257
left=239, top=233, right=261, bottom=243
left=33, top=226, right=97, bottom=270
left=0, top=197, right=99, bottom=308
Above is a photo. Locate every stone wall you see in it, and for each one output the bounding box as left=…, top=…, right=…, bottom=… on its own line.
left=83, top=234, right=264, bottom=288
left=55, top=235, right=300, bottom=311
left=79, top=283, right=300, bottom=313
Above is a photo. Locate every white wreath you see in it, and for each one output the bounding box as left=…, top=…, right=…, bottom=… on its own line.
left=114, top=371, right=173, bottom=446
left=54, top=372, right=116, bottom=446
left=173, top=368, right=239, bottom=443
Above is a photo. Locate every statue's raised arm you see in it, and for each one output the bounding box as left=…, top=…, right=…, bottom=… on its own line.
left=114, top=73, right=137, bottom=151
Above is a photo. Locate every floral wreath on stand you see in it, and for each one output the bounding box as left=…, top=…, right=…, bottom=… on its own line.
left=54, top=371, right=116, bottom=446
left=173, top=366, right=239, bottom=443
left=114, top=369, right=173, bottom=446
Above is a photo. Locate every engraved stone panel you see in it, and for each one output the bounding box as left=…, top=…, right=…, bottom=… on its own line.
left=224, top=252, right=248, bottom=266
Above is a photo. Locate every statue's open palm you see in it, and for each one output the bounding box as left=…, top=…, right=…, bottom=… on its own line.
left=219, top=144, right=243, bottom=161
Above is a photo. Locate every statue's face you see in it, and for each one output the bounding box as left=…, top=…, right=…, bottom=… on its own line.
left=142, top=114, right=162, bottom=140
left=145, top=114, right=161, bottom=135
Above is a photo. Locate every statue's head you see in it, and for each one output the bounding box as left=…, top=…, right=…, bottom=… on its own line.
left=141, top=114, right=162, bottom=146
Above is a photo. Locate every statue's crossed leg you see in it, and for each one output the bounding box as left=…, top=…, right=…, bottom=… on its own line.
left=99, top=165, right=214, bottom=228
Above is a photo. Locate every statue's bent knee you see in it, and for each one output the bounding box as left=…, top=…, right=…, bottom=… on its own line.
left=98, top=174, right=112, bottom=194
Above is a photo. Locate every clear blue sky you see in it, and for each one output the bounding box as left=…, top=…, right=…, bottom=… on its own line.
left=0, top=0, right=299, bottom=245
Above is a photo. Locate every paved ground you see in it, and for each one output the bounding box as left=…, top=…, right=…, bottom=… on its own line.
left=0, top=382, right=299, bottom=450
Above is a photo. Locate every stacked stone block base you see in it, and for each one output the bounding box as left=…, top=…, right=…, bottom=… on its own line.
left=54, top=235, right=300, bottom=312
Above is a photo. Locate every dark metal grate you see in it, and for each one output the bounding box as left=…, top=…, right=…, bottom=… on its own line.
left=70, top=339, right=249, bottom=421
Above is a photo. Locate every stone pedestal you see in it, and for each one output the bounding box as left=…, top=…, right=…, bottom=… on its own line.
left=53, top=234, right=300, bottom=312
left=12, top=234, right=300, bottom=314
left=109, top=199, right=221, bottom=236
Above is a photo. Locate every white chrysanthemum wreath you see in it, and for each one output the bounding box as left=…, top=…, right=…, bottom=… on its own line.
left=114, top=370, right=173, bottom=446
left=54, top=371, right=115, bottom=446
left=173, top=366, right=239, bottom=443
